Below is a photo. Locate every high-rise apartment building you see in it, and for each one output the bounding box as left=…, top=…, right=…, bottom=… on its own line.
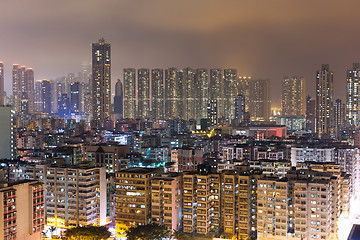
left=306, top=95, right=316, bottom=133
left=164, top=68, right=182, bottom=119
left=114, top=79, right=123, bottom=120
left=235, top=94, right=246, bottom=124
left=238, top=76, right=251, bottom=113
left=223, top=69, right=237, bottom=120
left=40, top=79, right=51, bottom=114
left=70, top=81, right=80, bottom=115
left=57, top=93, right=70, bottom=118
left=281, top=76, right=305, bottom=116
left=182, top=172, right=221, bottom=235
left=123, top=68, right=136, bottom=119
left=194, top=69, right=208, bottom=121
left=0, top=180, right=44, bottom=240
left=151, top=173, right=182, bottom=232
left=316, top=64, right=334, bottom=138
left=35, top=79, right=52, bottom=114
left=183, top=68, right=195, bottom=120
left=151, top=69, right=164, bottom=119
left=257, top=169, right=335, bottom=240
left=12, top=65, right=34, bottom=115
left=45, top=165, right=107, bottom=228
left=248, top=79, right=270, bottom=121
left=0, top=62, right=4, bottom=106
left=138, top=68, right=150, bottom=118
left=92, top=38, right=111, bottom=123
left=182, top=169, right=259, bottom=238
left=209, top=69, right=223, bottom=120
left=50, top=80, right=58, bottom=114
left=116, top=168, right=157, bottom=238
left=346, top=63, right=360, bottom=128
left=334, top=98, right=345, bottom=139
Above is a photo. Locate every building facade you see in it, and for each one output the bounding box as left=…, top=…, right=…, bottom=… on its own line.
left=92, top=38, right=111, bottom=123
left=0, top=180, right=44, bottom=240
left=316, top=64, right=334, bottom=138
left=281, top=76, right=305, bottom=116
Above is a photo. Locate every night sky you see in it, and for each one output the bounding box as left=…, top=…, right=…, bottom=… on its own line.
left=1, top=0, right=359, bottom=107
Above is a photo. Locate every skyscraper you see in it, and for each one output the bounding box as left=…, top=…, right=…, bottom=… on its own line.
left=57, top=93, right=70, bottom=118
left=123, top=68, right=136, bottom=119
left=281, top=76, right=306, bottom=116
left=137, top=68, right=150, bottom=118
left=223, top=69, right=237, bottom=120
left=316, top=64, right=334, bottom=138
left=34, top=80, right=42, bottom=113
left=0, top=62, right=4, bottom=106
left=12, top=65, right=20, bottom=112
left=183, top=68, right=195, bottom=120
left=305, top=95, right=316, bottom=133
left=248, top=79, right=270, bottom=121
left=346, top=63, right=360, bottom=128
left=334, top=99, right=345, bottom=139
left=12, top=65, right=34, bottom=115
left=235, top=94, right=246, bottom=125
left=209, top=69, right=223, bottom=120
left=238, top=76, right=251, bottom=113
left=165, top=68, right=182, bottom=119
left=70, top=81, right=80, bottom=115
left=114, top=79, right=123, bottom=120
left=92, top=38, right=111, bottom=123
left=195, top=69, right=208, bottom=121
left=151, top=69, right=164, bottom=119
left=40, top=79, right=51, bottom=114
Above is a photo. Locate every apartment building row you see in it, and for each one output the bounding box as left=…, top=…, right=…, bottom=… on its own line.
left=4, top=163, right=107, bottom=228
left=223, top=143, right=357, bottom=174
left=115, top=165, right=350, bottom=240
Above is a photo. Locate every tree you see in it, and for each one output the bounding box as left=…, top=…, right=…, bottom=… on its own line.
left=172, top=230, right=192, bottom=240
left=126, top=223, right=171, bottom=240
left=64, top=225, right=111, bottom=240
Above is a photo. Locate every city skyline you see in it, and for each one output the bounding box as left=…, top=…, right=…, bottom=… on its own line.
left=1, top=1, right=360, bottom=106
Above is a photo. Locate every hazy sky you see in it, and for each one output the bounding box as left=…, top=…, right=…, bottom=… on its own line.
left=1, top=0, right=359, bottom=107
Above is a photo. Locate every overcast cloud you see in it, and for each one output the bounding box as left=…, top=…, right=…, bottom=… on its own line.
left=0, top=0, right=359, bottom=106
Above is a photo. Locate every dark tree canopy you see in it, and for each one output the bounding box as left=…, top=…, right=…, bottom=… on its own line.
left=126, top=223, right=171, bottom=240
left=64, top=225, right=111, bottom=240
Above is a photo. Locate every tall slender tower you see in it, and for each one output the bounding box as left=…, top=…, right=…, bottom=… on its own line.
left=92, top=38, right=111, bottom=123
left=40, top=79, right=52, bottom=114
left=12, top=65, right=34, bottom=115
left=346, top=63, right=360, bottom=128
left=151, top=69, right=164, bottom=119
left=316, top=64, right=334, bottom=138
left=195, top=69, right=208, bottom=121
left=334, top=99, right=345, bottom=139
left=12, top=65, right=20, bottom=112
left=70, top=81, right=80, bottom=115
left=123, top=68, right=136, bottom=119
left=0, top=62, right=4, bottom=105
left=183, top=68, right=195, bottom=120
left=224, top=69, right=237, bottom=120
left=209, top=69, right=222, bottom=120
left=305, top=95, right=316, bottom=133
left=281, top=76, right=306, bottom=116
left=114, top=79, right=123, bottom=120
left=137, top=68, right=150, bottom=118
left=248, top=79, right=270, bottom=121
left=238, top=76, right=251, bottom=113
left=165, top=68, right=182, bottom=119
